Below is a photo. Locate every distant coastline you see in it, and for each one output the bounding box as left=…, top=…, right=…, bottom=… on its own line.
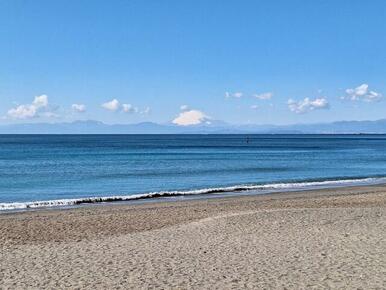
left=1, top=119, right=386, bottom=134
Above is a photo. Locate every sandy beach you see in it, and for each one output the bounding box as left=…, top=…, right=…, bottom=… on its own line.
left=1, top=185, right=386, bottom=289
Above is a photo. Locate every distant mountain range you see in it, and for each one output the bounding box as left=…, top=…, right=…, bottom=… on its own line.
left=1, top=119, right=386, bottom=134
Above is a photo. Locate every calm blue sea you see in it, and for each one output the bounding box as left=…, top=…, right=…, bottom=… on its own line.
left=1, top=134, right=386, bottom=210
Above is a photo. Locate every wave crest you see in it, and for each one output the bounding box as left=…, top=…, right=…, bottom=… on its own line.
left=1, top=177, right=385, bottom=211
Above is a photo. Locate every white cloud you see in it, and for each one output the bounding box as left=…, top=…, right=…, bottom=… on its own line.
left=253, top=92, right=273, bottom=100
left=226, top=91, right=273, bottom=100
left=7, top=104, right=37, bottom=119
left=250, top=105, right=259, bottom=110
left=180, top=105, right=189, bottom=111
left=343, top=84, right=382, bottom=102
left=288, top=97, right=329, bottom=114
left=72, top=104, right=86, bottom=113
left=141, top=106, right=151, bottom=115
left=225, top=91, right=243, bottom=98
left=102, top=99, right=149, bottom=115
left=6, top=95, right=55, bottom=119
left=172, top=109, right=210, bottom=126
left=101, top=99, right=120, bottom=111
left=122, top=103, right=138, bottom=113
left=33, top=95, right=48, bottom=108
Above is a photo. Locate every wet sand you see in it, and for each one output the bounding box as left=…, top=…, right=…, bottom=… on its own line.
left=1, top=185, right=386, bottom=289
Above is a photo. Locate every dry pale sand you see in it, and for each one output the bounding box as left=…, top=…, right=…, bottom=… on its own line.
left=1, top=185, right=386, bottom=289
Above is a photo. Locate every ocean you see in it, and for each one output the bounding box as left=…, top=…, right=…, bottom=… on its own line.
left=1, top=134, right=386, bottom=210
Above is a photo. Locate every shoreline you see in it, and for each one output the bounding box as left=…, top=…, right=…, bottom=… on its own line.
left=2, top=184, right=386, bottom=288
left=2, top=183, right=386, bottom=243
left=2, top=176, right=386, bottom=212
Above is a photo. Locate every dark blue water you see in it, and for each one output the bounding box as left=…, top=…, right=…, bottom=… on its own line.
left=1, top=134, right=386, bottom=210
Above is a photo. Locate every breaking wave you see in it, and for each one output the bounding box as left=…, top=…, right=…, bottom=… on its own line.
left=1, top=177, right=386, bottom=211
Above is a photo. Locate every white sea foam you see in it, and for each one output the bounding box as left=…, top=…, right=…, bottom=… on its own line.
left=1, top=177, right=386, bottom=211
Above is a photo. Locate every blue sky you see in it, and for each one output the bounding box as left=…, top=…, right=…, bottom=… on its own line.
left=0, top=0, right=385, bottom=126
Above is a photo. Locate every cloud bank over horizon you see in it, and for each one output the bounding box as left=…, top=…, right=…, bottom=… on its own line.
left=1, top=83, right=383, bottom=126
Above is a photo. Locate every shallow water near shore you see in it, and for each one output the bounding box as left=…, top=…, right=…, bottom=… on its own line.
left=1, top=134, right=386, bottom=210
